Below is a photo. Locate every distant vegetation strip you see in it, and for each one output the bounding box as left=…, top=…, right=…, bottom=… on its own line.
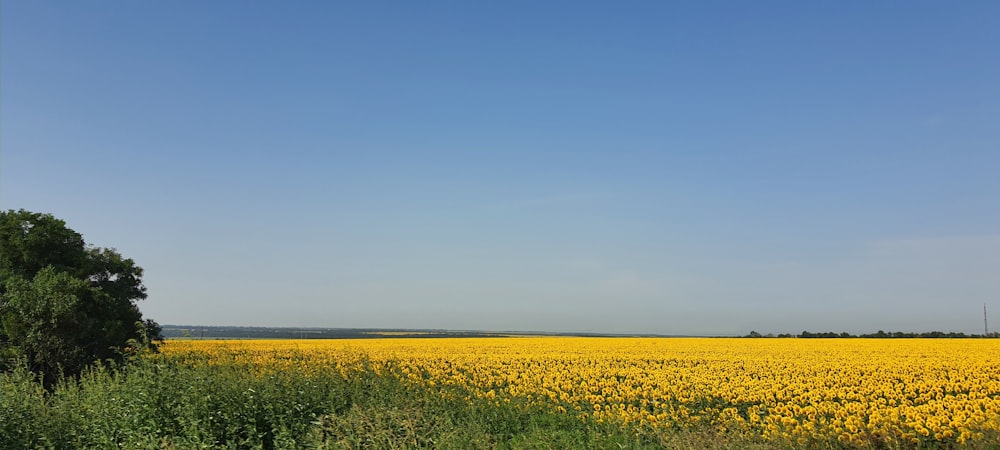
left=162, top=325, right=999, bottom=340
left=748, top=330, right=999, bottom=338
left=161, top=326, right=514, bottom=340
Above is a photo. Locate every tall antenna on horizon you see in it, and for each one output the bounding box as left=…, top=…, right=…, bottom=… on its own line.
left=986, top=303, right=990, bottom=336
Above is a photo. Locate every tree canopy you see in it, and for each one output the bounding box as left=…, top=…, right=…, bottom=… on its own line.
left=0, top=209, right=161, bottom=384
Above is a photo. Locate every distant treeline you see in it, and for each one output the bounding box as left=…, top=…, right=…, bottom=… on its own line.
left=745, top=330, right=1000, bottom=338
left=160, top=325, right=509, bottom=340
left=160, top=326, right=670, bottom=340
left=162, top=325, right=1000, bottom=340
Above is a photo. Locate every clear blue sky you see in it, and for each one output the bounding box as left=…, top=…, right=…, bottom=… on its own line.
left=3, top=1, right=998, bottom=335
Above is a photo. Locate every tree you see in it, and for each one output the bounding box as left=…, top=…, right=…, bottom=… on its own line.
left=0, top=210, right=87, bottom=280
left=0, top=209, right=161, bottom=383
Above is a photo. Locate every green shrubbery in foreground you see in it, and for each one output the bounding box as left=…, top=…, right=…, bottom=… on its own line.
left=3, top=352, right=997, bottom=450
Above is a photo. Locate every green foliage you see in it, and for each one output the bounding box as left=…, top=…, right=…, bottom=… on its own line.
left=2, top=268, right=100, bottom=384
left=0, top=209, right=86, bottom=281
left=0, top=209, right=161, bottom=384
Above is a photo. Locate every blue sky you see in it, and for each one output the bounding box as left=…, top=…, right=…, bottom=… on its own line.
left=3, top=1, right=999, bottom=335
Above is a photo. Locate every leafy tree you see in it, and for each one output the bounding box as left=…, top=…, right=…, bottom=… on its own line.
left=0, top=210, right=87, bottom=280
left=0, top=209, right=161, bottom=383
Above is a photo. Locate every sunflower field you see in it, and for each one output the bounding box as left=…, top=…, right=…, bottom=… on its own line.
left=4, top=336, right=1000, bottom=448
left=158, top=337, right=1000, bottom=448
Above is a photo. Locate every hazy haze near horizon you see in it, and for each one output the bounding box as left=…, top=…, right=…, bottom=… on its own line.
left=2, top=2, right=999, bottom=335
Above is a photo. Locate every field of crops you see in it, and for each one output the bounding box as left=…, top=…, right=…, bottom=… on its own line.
left=164, top=337, right=1000, bottom=448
